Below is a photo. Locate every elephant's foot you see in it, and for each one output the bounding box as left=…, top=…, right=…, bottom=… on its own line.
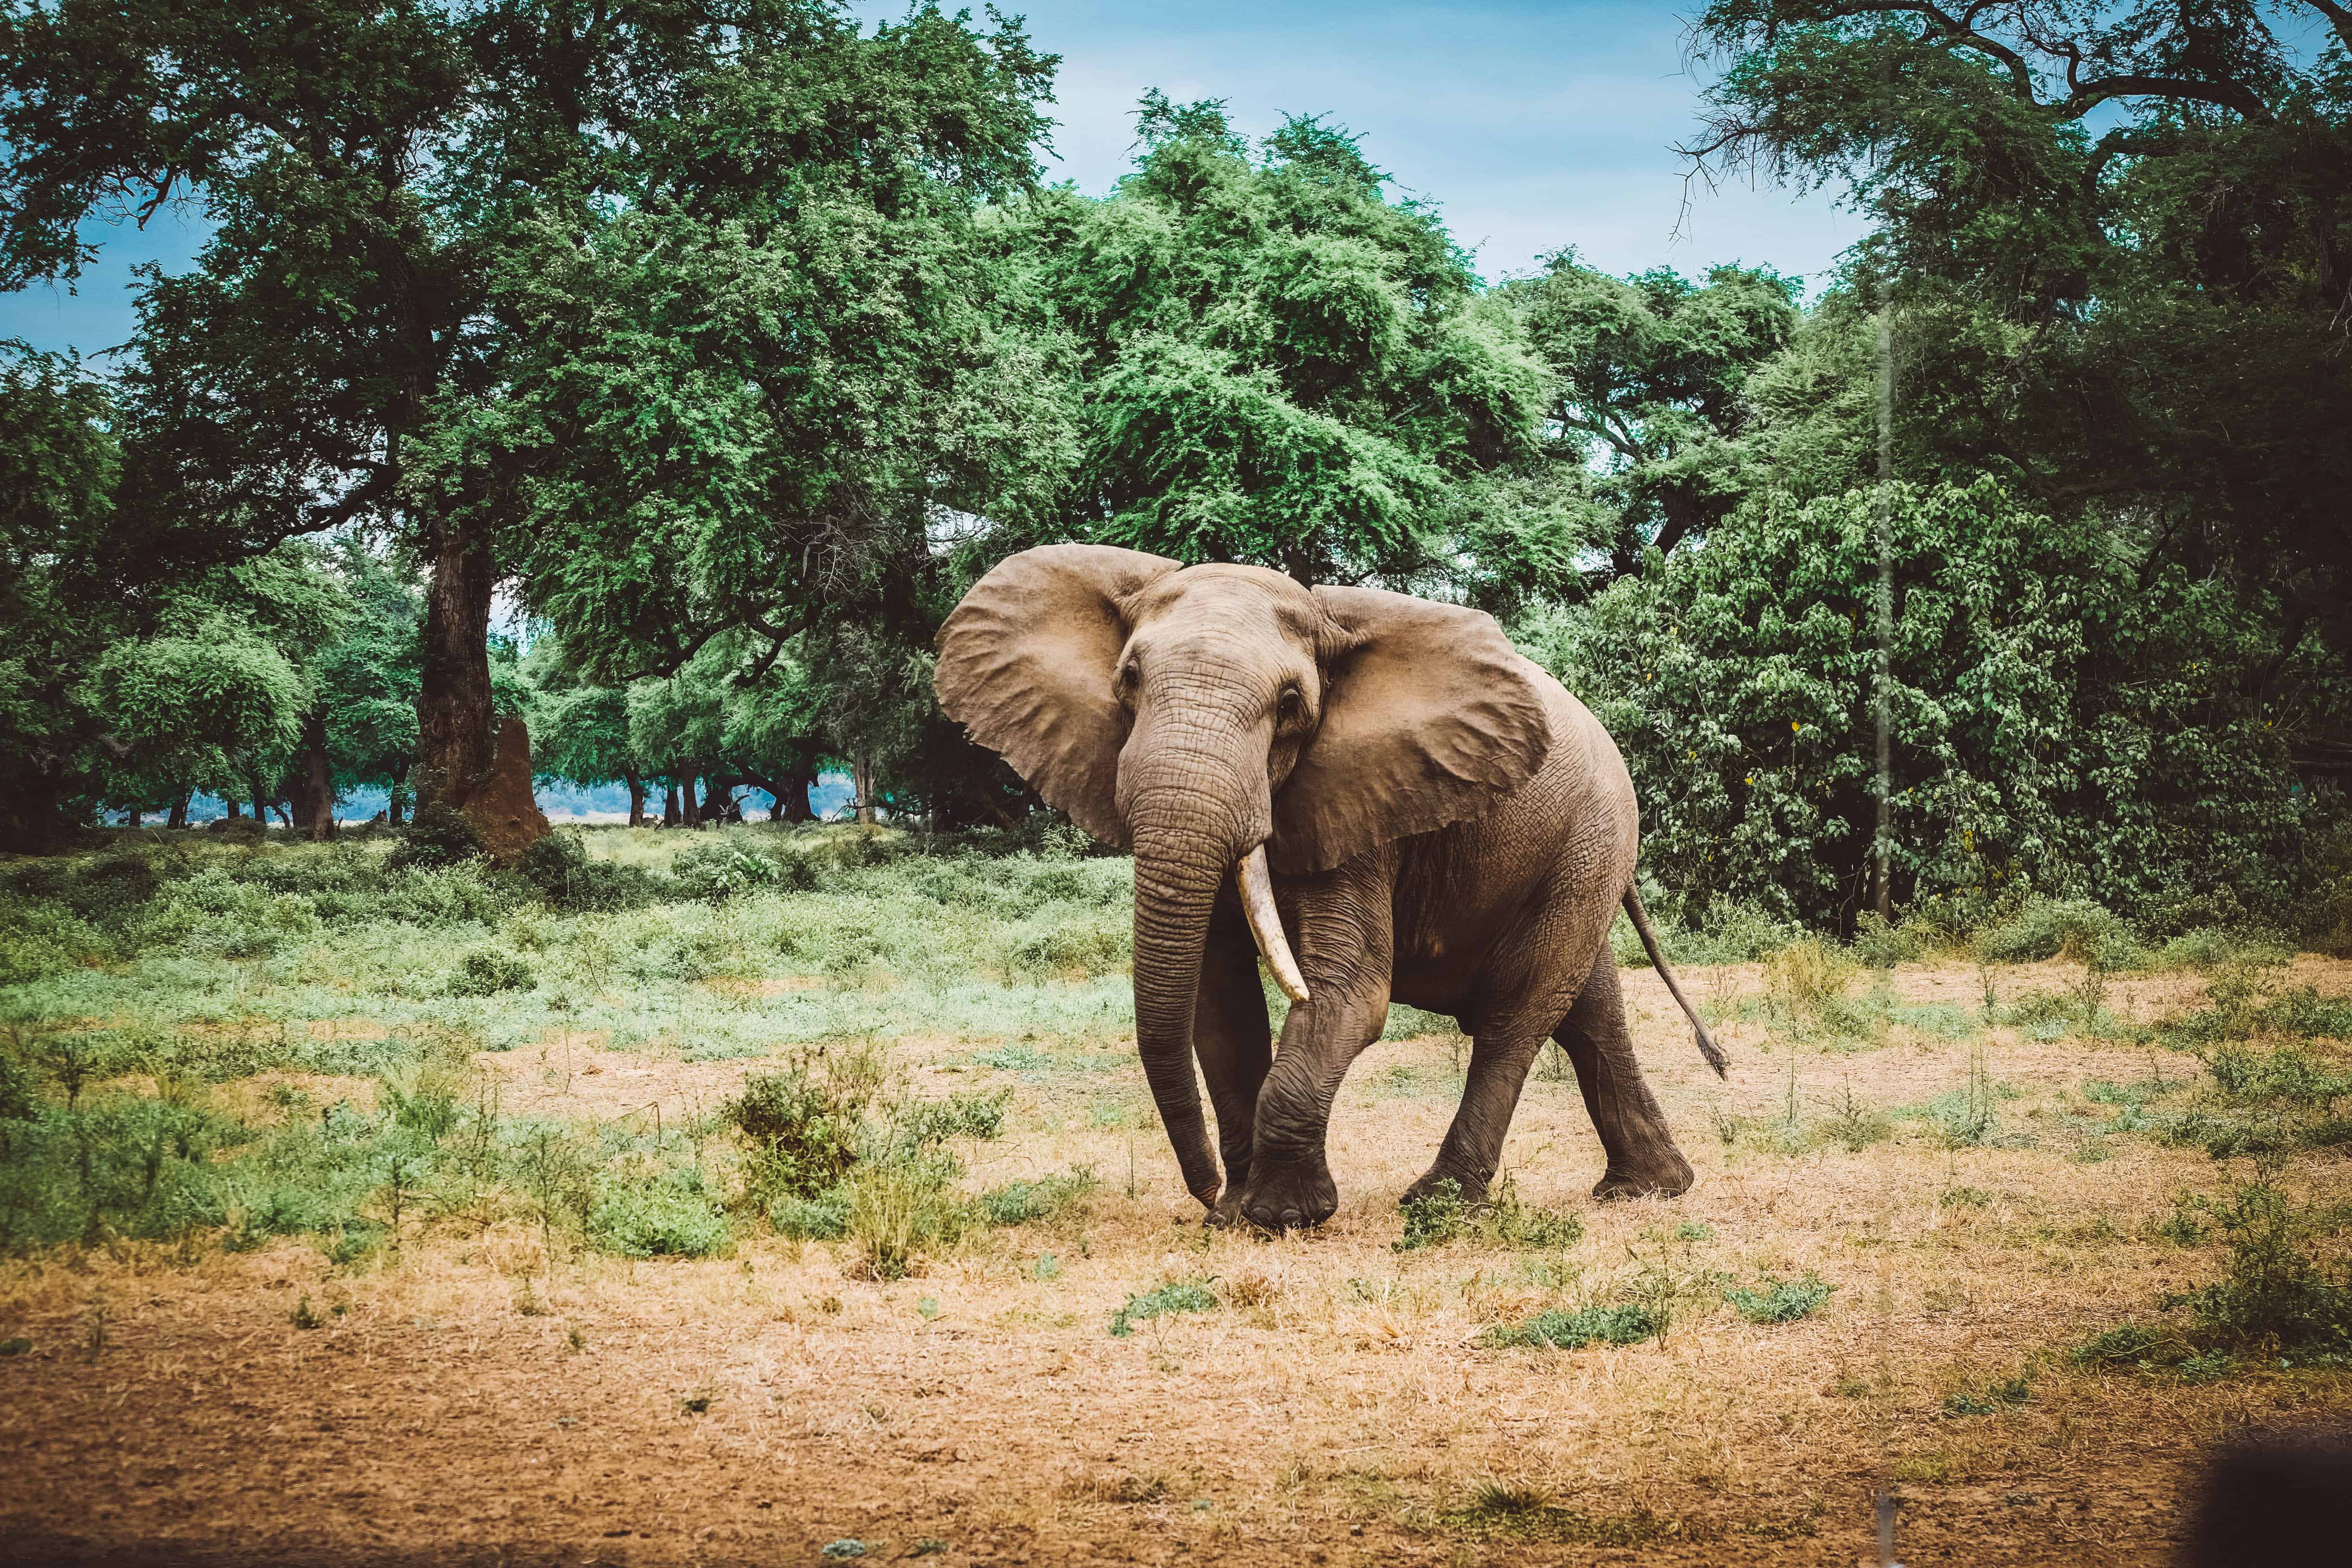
left=1400, top=1161, right=1492, bottom=1209
left=1239, top=1156, right=1338, bottom=1232
left=1591, top=1145, right=1694, bottom=1201
left=1205, top=1188, right=1251, bottom=1229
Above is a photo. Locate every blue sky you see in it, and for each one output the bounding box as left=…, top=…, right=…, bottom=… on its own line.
left=0, top=1, right=1855, bottom=361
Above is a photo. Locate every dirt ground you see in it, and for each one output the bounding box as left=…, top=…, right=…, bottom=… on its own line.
left=4, top=958, right=2349, bottom=1567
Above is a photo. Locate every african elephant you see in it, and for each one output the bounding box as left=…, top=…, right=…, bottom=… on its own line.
left=934, top=546, right=1724, bottom=1231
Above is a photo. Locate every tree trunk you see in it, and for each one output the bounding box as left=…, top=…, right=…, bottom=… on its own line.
left=783, top=739, right=820, bottom=823
left=625, top=770, right=646, bottom=828
left=388, top=773, right=409, bottom=827
left=224, top=796, right=241, bottom=820
left=413, top=515, right=497, bottom=815
left=853, top=751, right=875, bottom=825
left=290, top=709, right=335, bottom=841
left=681, top=771, right=702, bottom=829
left=122, top=808, right=141, bottom=828
left=167, top=793, right=188, bottom=830
left=663, top=781, right=680, bottom=827
left=702, top=774, right=735, bottom=823
left=248, top=767, right=273, bottom=828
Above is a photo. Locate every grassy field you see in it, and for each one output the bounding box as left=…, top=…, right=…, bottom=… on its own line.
left=1, top=824, right=2349, bottom=1565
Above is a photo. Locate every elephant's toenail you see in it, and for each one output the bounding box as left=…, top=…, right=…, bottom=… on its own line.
left=1280, top=1208, right=1303, bottom=1227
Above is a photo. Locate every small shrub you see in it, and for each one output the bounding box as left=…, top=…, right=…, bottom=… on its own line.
left=448, top=948, right=534, bottom=996
left=2165, top=1177, right=2352, bottom=1360
left=589, top=1171, right=731, bottom=1259
left=768, top=1188, right=851, bottom=1241
left=1941, top=1372, right=2030, bottom=1417
left=1852, top=912, right=1928, bottom=968
left=981, top=1167, right=1096, bottom=1226
left=723, top=1051, right=879, bottom=1200
left=1395, top=1179, right=1469, bottom=1251
left=846, top=1156, right=970, bottom=1280
left=1483, top=1178, right=1585, bottom=1250
left=1480, top=1302, right=1666, bottom=1350
left=1724, top=1271, right=1834, bottom=1324
left=388, top=804, right=483, bottom=870
left=519, top=833, right=653, bottom=910
left=670, top=840, right=782, bottom=901
left=1821, top=1083, right=1893, bottom=1152
left=1976, top=897, right=2138, bottom=968
left=1109, top=1280, right=1218, bottom=1336
left=1761, top=938, right=1858, bottom=1020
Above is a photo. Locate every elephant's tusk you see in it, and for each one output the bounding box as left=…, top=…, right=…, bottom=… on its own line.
left=1237, top=845, right=1310, bottom=1004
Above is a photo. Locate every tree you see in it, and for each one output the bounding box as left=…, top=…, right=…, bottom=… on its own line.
left=991, top=98, right=1572, bottom=603
left=1682, top=0, right=2352, bottom=658
left=1505, top=256, right=1800, bottom=584
left=0, top=1, right=1051, bottom=854
left=313, top=537, right=424, bottom=827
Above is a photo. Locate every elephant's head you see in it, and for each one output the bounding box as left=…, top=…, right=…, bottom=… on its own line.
left=934, top=545, right=1550, bottom=1205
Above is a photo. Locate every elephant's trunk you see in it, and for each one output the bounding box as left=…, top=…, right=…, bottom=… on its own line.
left=1124, top=721, right=1273, bottom=1208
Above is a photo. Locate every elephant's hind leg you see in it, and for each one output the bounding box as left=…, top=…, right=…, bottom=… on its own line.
left=1554, top=951, right=1694, bottom=1200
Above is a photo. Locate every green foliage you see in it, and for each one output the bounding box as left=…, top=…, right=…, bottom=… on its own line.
left=1000, top=96, right=1564, bottom=603
left=1109, top=1280, right=1219, bottom=1337
left=1396, top=1176, right=1584, bottom=1251
left=1480, top=1302, right=1667, bottom=1350
left=1942, top=1372, right=2031, bottom=1417
left=448, top=950, right=534, bottom=998
left=588, top=1167, right=732, bottom=1260
left=723, top=1053, right=879, bottom=1202
left=2162, top=1178, right=2352, bottom=1362
left=1723, top=1271, right=1834, bottom=1323
left=980, top=1167, right=1096, bottom=1226
left=390, top=806, right=484, bottom=870
left=1507, top=256, right=1799, bottom=580
left=1395, top=1179, right=1469, bottom=1250
left=1519, top=478, right=2345, bottom=934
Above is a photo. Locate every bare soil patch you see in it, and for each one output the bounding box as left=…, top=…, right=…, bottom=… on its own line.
left=3, top=958, right=2349, bottom=1566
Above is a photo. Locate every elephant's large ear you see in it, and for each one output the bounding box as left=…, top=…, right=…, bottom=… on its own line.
left=935, top=544, right=1181, bottom=848
left=1269, top=585, right=1551, bottom=874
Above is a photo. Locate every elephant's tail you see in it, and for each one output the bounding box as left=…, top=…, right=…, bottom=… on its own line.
left=1622, top=888, right=1728, bottom=1079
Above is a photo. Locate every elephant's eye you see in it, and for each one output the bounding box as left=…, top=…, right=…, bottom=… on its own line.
left=1114, top=661, right=1139, bottom=704
left=1276, top=686, right=1308, bottom=728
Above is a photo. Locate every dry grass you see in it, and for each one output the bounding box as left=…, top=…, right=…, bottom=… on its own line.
left=1, top=957, right=2348, bottom=1565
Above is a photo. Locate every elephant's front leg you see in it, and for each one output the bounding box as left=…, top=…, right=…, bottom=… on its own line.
left=1195, top=891, right=1273, bottom=1227
left=1239, top=858, right=1395, bottom=1231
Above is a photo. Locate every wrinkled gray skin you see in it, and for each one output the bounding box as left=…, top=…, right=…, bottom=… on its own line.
left=935, top=546, right=1724, bottom=1230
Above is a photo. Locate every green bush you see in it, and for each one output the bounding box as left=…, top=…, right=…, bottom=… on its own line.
left=449, top=949, right=535, bottom=996
left=1976, top=897, right=2139, bottom=968
left=1480, top=1302, right=1666, bottom=1349
left=1724, top=1271, right=1834, bottom=1323
left=2164, top=1178, right=2352, bottom=1361
left=768, top=1188, right=851, bottom=1240
left=388, top=804, right=483, bottom=870
left=724, top=1054, right=876, bottom=1200
left=588, top=1168, right=732, bottom=1258
left=1852, top=912, right=1929, bottom=968
left=670, top=840, right=784, bottom=901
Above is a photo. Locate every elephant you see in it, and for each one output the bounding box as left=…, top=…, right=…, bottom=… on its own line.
left=934, top=545, right=1725, bottom=1231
